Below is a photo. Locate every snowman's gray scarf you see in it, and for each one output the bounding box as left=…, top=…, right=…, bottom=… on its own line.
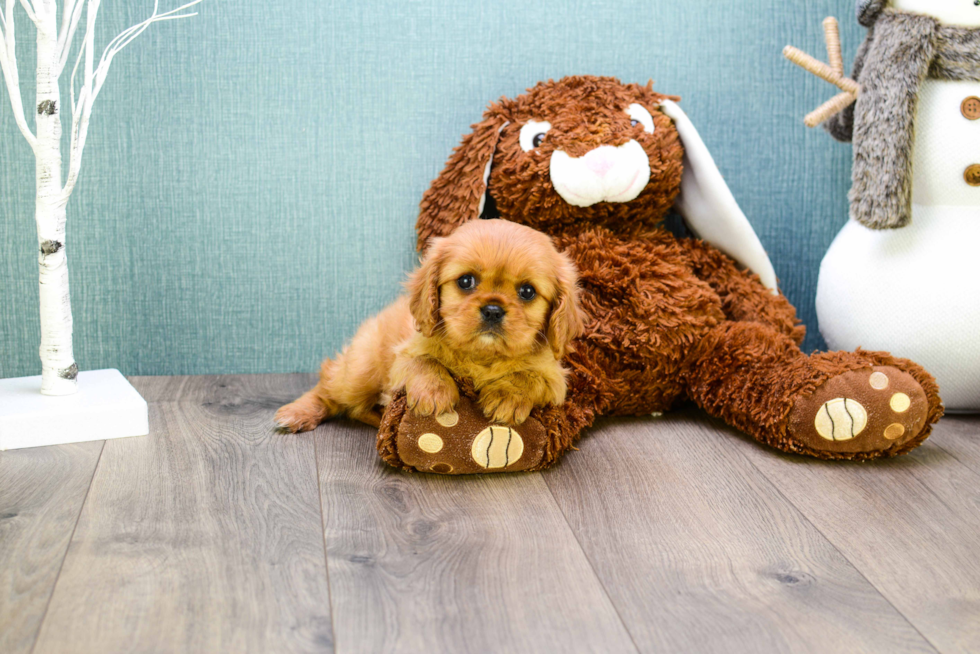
left=825, top=10, right=980, bottom=229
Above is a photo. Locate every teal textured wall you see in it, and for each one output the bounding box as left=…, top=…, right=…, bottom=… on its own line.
left=1, top=0, right=859, bottom=378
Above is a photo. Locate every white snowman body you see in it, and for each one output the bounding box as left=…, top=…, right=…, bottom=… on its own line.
left=817, top=1, right=980, bottom=411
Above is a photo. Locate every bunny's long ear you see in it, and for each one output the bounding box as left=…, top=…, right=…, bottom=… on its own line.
left=416, top=114, right=509, bottom=251
left=660, top=100, right=779, bottom=293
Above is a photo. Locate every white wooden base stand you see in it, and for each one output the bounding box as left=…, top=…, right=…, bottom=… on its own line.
left=0, top=369, right=148, bottom=451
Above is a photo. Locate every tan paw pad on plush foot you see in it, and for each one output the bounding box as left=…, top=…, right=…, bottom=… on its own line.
left=788, top=367, right=929, bottom=455
left=471, top=426, right=525, bottom=469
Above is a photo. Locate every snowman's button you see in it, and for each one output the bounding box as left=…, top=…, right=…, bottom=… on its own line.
left=962, top=96, right=980, bottom=120
left=965, top=164, right=980, bottom=187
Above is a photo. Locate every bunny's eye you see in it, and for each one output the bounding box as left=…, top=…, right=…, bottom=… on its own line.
left=520, top=120, right=552, bottom=152
left=626, top=104, right=655, bottom=134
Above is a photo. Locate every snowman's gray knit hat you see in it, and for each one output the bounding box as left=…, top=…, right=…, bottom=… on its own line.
left=858, top=0, right=888, bottom=27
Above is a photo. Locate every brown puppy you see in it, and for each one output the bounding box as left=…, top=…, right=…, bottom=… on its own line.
left=275, top=219, right=582, bottom=432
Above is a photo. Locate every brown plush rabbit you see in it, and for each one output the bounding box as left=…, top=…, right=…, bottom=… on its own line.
left=377, top=75, right=943, bottom=473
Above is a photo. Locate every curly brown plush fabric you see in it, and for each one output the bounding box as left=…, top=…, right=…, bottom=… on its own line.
left=382, top=75, right=943, bottom=469
left=418, top=78, right=683, bottom=246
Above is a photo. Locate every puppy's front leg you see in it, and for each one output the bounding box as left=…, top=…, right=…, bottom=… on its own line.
left=479, top=369, right=567, bottom=426
left=392, top=354, right=459, bottom=417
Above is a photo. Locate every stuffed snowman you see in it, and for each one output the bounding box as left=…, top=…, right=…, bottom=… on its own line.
left=789, top=0, right=980, bottom=412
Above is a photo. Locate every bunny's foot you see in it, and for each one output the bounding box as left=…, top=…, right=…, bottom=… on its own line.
left=377, top=381, right=573, bottom=474
left=787, top=366, right=936, bottom=458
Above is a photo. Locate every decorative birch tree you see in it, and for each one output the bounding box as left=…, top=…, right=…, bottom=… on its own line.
left=0, top=0, right=200, bottom=395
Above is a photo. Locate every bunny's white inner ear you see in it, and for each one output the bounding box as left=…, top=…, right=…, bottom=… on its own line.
left=477, top=121, right=510, bottom=218
left=659, top=100, right=779, bottom=294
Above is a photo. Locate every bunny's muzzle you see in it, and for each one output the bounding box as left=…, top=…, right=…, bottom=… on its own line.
left=549, top=140, right=651, bottom=207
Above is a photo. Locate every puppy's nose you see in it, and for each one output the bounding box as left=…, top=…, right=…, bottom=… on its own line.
left=480, top=304, right=505, bottom=324
left=583, top=147, right=616, bottom=177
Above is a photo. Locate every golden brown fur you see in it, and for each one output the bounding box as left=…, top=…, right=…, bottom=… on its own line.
left=275, top=219, right=581, bottom=432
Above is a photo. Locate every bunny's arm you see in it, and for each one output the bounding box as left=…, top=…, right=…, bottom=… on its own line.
left=679, top=238, right=805, bottom=344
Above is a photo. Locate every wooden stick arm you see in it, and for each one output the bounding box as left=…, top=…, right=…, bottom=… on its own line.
left=784, top=16, right=861, bottom=127
left=783, top=46, right=860, bottom=96
left=806, top=92, right=856, bottom=128
left=824, top=16, right=844, bottom=76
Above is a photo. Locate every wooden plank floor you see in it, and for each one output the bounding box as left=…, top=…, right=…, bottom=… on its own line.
left=1, top=373, right=978, bottom=653
left=543, top=415, right=936, bottom=653
left=0, top=441, right=103, bottom=654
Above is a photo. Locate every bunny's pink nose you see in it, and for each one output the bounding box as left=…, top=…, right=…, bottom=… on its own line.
left=583, top=148, right=616, bottom=177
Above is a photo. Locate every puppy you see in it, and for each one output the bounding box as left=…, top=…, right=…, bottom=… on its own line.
left=275, top=219, right=582, bottom=433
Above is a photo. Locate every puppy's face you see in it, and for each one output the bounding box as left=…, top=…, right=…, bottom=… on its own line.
left=408, top=220, right=581, bottom=359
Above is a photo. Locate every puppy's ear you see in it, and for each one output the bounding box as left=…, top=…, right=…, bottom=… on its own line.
left=407, top=239, right=447, bottom=337
left=416, top=110, right=508, bottom=252
left=546, top=252, right=584, bottom=359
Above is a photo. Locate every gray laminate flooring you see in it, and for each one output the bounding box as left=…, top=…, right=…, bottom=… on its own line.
left=1, top=374, right=978, bottom=653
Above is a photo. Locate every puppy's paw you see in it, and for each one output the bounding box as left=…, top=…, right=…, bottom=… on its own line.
left=406, top=378, right=459, bottom=418
left=480, top=390, right=534, bottom=426
left=274, top=397, right=328, bottom=433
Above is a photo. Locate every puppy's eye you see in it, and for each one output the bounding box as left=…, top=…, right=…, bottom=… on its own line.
left=519, top=120, right=552, bottom=152
left=518, top=283, right=537, bottom=301
left=626, top=103, right=655, bottom=134
left=457, top=274, right=477, bottom=291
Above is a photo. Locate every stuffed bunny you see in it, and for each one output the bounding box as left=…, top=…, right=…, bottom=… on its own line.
left=815, top=0, right=980, bottom=412
left=377, top=76, right=943, bottom=474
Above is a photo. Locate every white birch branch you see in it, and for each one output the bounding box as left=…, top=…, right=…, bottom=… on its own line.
left=57, top=0, right=84, bottom=73
left=0, top=0, right=38, bottom=148
left=34, top=1, right=75, bottom=394
left=16, top=0, right=37, bottom=24
left=62, top=0, right=200, bottom=200
left=2, top=0, right=200, bottom=394
left=58, top=0, right=75, bottom=37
